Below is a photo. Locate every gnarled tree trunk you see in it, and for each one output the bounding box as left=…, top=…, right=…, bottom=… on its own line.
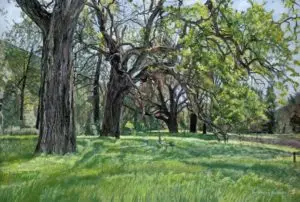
left=16, top=0, right=85, bottom=154
left=36, top=25, right=76, bottom=153
left=101, top=65, right=130, bottom=138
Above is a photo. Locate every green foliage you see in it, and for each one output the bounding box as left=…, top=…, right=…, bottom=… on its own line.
left=1, top=13, right=41, bottom=129
left=168, top=0, right=300, bottom=132
left=0, top=135, right=300, bottom=201
left=125, top=121, right=134, bottom=130
left=2, top=0, right=299, bottom=140
left=74, top=88, right=94, bottom=135
left=0, top=42, right=40, bottom=128
left=124, top=121, right=136, bottom=135
left=212, top=84, right=267, bottom=132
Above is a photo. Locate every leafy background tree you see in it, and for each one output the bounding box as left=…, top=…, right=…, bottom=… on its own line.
left=0, top=14, right=40, bottom=131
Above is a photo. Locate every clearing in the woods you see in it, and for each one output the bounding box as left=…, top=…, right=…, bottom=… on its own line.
left=0, top=134, right=300, bottom=202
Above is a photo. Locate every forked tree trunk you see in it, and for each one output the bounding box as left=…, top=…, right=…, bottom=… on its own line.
left=101, top=64, right=130, bottom=138
left=190, top=113, right=197, bottom=133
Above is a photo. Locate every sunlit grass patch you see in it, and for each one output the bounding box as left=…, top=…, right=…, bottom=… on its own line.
left=0, top=135, right=300, bottom=201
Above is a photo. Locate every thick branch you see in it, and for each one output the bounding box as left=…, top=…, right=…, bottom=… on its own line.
left=16, top=0, right=51, bottom=33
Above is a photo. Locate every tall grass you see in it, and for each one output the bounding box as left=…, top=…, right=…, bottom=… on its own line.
left=0, top=135, right=299, bottom=202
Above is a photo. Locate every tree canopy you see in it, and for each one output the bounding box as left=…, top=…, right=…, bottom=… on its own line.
left=0, top=0, right=299, bottom=152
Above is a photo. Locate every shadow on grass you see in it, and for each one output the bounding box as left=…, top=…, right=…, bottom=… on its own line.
left=0, top=138, right=36, bottom=164
left=71, top=137, right=293, bottom=174
left=127, top=138, right=290, bottom=160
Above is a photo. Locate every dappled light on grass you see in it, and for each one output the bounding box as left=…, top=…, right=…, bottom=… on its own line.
left=0, top=135, right=300, bottom=201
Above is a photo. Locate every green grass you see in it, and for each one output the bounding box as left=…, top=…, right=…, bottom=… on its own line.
left=0, top=135, right=300, bottom=202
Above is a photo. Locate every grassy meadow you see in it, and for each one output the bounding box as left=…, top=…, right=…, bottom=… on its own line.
left=0, top=134, right=300, bottom=202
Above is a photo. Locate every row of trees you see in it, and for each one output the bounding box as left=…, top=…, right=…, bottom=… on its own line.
left=1, top=0, right=299, bottom=154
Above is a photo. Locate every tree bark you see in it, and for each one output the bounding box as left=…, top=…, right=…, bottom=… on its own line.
left=93, top=55, right=102, bottom=135
left=16, top=0, right=86, bottom=154
left=36, top=27, right=77, bottom=153
left=101, top=65, right=130, bottom=138
left=190, top=113, right=197, bottom=133
left=203, top=123, right=207, bottom=134
left=167, top=116, right=178, bottom=133
left=36, top=33, right=75, bottom=153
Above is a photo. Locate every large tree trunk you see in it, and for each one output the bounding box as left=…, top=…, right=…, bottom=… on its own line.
left=36, top=36, right=75, bottom=153
left=93, top=55, right=102, bottom=135
left=101, top=65, right=130, bottom=138
left=167, top=116, right=178, bottom=133
left=189, top=113, right=197, bottom=133
left=34, top=3, right=84, bottom=154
